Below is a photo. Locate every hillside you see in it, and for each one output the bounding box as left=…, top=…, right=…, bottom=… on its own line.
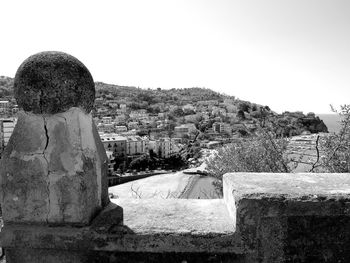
left=95, top=82, right=225, bottom=109
left=0, top=76, right=14, bottom=97
left=0, top=76, right=328, bottom=136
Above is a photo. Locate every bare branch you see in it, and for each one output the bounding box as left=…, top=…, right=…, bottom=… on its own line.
left=309, top=135, right=320, bottom=172
left=130, top=184, right=142, bottom=198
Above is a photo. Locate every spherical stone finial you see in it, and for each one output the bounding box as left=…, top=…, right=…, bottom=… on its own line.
left=14, top=51, right=95, bottom=114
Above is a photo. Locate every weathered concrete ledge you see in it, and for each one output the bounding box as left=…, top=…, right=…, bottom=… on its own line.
left=223, top=172, right=350, bottom=262
left=2, top=172, right=350, bottom=261
left=1, top=199, right=241, bottom=254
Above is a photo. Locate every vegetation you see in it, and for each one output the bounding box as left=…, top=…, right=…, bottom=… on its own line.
left=206, top=127, right=291, bottom=193
left=0, top=76, right=14, bottom=97
left=319, top=105, right=350, bottom=172
left=129, top=152, right=187, bottom=171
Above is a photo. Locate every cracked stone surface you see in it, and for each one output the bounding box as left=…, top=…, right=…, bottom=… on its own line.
left=0, top=108, right=109, bottom=225
left=14, top=51, right=95, bottom=114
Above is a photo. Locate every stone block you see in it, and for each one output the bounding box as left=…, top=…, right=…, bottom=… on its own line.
left=223, top=172, right=350, bottom=262
left=0, top=108, right=109, bottom=225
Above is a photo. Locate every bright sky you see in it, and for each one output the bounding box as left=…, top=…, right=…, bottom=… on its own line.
left=1, top=0, right=349, bottom=114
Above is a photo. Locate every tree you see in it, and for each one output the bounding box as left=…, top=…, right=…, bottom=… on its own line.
left=237, top=110, right=245, bottom=120
left=238, top=102, right=251, bottom=113
left=206, top=127, right=291, bottom=193
left=319, top=105, right=350, bottom=172
left=163, top=154, right=187, bottom=170
left=172, top=107, right=185, bottom=117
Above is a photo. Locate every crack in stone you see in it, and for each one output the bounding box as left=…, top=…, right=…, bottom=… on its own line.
left=42, top=116, right=51, bottom=223
left=43, top=116, right=49, bottom=150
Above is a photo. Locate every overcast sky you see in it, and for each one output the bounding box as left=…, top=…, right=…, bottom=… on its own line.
left=1, top=0, right=349, bottom=114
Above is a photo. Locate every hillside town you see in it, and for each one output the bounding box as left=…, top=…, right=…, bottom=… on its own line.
left=0, top=76, right=329, bottom=178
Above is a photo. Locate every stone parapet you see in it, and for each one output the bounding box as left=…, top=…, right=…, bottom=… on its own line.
left=2, top=173, right=350, bottom=262
left=1, top=199, right=239, bottom=254
left=223, top=172, right=350, bottom=262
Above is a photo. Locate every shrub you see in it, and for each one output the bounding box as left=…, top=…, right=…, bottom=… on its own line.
left=319, top=105, right=350, bottom=172
left=206, top=128, right=291, bottom=193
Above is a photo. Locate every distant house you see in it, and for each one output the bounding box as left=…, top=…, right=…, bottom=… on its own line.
left=95, top=97, right=104, bottom=106
left=128, top=121, right=139, bottom=130
left=174, top=125, right=189, bottom=138
left=158, top=112, right=167, bottom=119
left=212, top=122, right=231, bottom=134
left=115, top=126, right=128, bottom=134
left=100, top=134, right=127, bottom=158
left=102, top=116, right=112, bottom=124
left=97, top=123, right=115, bottom=133
left=0, top=118, right=17, bottom=148
left=0, top=101, right=10, bottom=113
left=182, top=104, right=196, bottom=113
left=120, top=104, right=127, bottom=113
left=126, top=135, right=149, bottom=157
left=130, top=110, right=149, bottom=120
left=148, top=138, right=180, bottom=158
left=105, top=150, right=115, bottom=175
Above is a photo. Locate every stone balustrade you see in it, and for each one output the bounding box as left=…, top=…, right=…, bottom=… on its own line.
left=0, top=52, right=350, bottom=262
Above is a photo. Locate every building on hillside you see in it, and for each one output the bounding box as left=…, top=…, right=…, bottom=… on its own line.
left=114, top=114, right=126, bottom=124
left=158, top=112, right=167, bottom=119
left=148, top=138, right=180, bottom=159
left=120, top=104, right=127, bottom=113
left=128, top=121, right=139, bottom=130
left=100, top=134, right=127, bottom=158
left=0, top=118, right=17, bottom=149
left=105, top=150, right=115, bottom=175
left=97, top=123, right=115, bottom=133
left=212, top=107, right=227, bottom=116
left=126, top=135, right=149, bottom=157
left=102, top=116, right=112, bottom=124
left=129, top=110, right=149, bottom=120
left=182, top=104, right=196, bottom=112
left=226, top=112, right=237, bottom=119
left=95, top=97, right=104, bottom=106
left=212, top=122, right=232, bottom=134
left=115, top=126, right=128, bottom=134
left=223, top=98, right=235, bottom=105
left=121, top=129, right=137, bottom=136
left=174, top=125, right=189, bottom=138
left=184, top=114, right=198, bottom=122
left=97, top=107, right=108, bottom=114
left=0, top=101, right=10, bottom=114
left=182, top=123, right=197, bottom=133
left=108, top=101, right=119, bottom=108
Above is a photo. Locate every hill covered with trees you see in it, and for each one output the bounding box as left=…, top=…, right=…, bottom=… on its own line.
left=1, top=76, right=328, bottom=136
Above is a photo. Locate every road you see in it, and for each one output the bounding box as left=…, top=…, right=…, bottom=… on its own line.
left=179, top=175, right=219, bottom=199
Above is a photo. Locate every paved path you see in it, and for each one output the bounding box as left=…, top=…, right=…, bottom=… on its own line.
left=179, top=175, right=219, bottom=199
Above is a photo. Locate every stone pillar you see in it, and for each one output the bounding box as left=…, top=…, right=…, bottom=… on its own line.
left=0, top=51, right=111, bottom=261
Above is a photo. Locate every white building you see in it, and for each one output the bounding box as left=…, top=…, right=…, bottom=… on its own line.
left=212, top=122, right=231, bottom=134
left=1, top=118, right=17, bottom=148
left=102, top=116, right=112, bottom=124
left=148, top=138, right=180, bottom=158
left=0, top=101, right=10, bottom=113
left=174, top=125, right=189, bottom=138
left=129, top=110, right=149, bottom=120
left=120, top=104, right=127, bottom=113
left=126, top=135, right=149, bottom=156
left=100, top=133, right=127, bottom=158
left=115, top=126, right=128, bottom=134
